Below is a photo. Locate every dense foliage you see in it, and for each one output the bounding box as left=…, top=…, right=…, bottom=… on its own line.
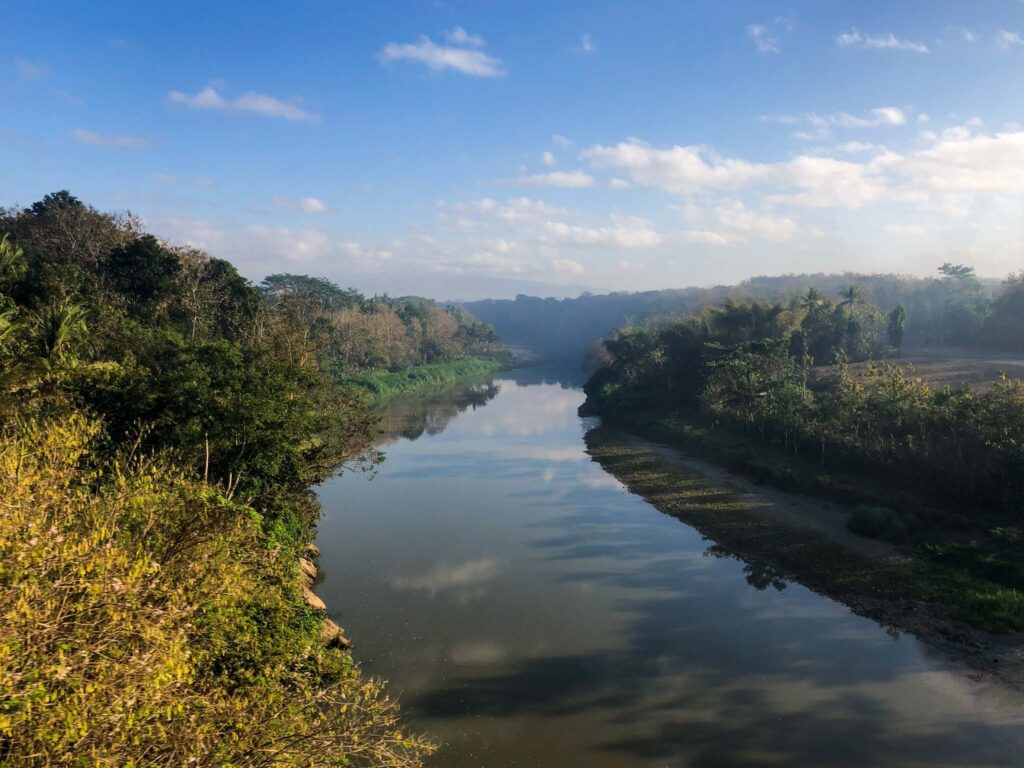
left=0, top=193, right=439, bottom=765
left=262, top=273, right=500, bottom=377
left=583, top=292, right=1024, bottom=513
left=582, top=292, right=1024, bottom=627
left=466, top=263, right=1018, bottom=363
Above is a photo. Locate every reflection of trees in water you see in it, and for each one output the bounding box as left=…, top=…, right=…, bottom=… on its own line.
left=376, top=382, right=501, bottom=443
left=704, top=543, right=788, bottom=592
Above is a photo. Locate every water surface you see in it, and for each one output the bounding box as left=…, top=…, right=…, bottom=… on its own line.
left=316, top=368, right=1024, bottom=768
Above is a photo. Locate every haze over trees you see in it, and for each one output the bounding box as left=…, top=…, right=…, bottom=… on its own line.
left=465, top=265, right=1019, bottom=364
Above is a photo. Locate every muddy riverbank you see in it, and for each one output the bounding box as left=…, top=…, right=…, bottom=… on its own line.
left=584, top=425, right=1024, bottom=693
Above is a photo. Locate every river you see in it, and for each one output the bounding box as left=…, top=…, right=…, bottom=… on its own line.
left=315, top=367, right=1024, bottom=768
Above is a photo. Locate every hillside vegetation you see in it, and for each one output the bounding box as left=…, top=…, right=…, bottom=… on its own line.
left=0, top=192, right=509, bottom=765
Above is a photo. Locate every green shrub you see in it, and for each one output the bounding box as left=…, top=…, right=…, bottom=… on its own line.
left=848, top=505, right=916, bottom=544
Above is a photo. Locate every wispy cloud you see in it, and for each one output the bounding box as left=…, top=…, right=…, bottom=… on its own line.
left=444, top=26, right=485, bottom=47
left=72, top=128, right=151, bottom=149
left=516, top=170, right=596, bottom=188
left=542, top=214, right=662, bottom=249
left=272, top=195, right=328, bottom=214
left=168, top=86, right=320, bottom=123
left=378, top=34, right=505, bottom=77
left=761, top=106, right=908, bottom=141
left=15, top=58, right=49, bottom=81
left=541, top=151, right=557, bottom=167
left=995, top=29, right=1024, bottom=50
left=836, top=28, right=929, bottom=53
left=575, top=33, right=596, bottom=53
left=748, top=24, right=779, bottom=53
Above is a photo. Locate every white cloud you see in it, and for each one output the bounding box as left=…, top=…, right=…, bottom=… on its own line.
left=958, top=28, right=976, bottom=43
left=378, top=36, right=505, bottom=77
left=748, top=24, right=779, bottom=53
left=759, top=114, right=802, bottom=125
left=681, top=229, right=744, bottom=246
left=835, top=106, right=906, bottom=127
left=15, top=58, right=49, bottom=81
left=995, top=29, right=1024, bottom=50
left=713, top=201, right=800, bottom=241
left=586, top=128, right=1024, bottom=218
left=550, top=257, right=585, bottom=273
left=552, top=134, right=574, bottom=147
left=543, top=214, right=662, bottom=249
left=583, top=139, right=775, bottom=195
left=836, top=29, right=929, bottom=53
left=444, top=26, right=485, bottom=47
left=445, top=196, right=567, bottom=224
left=582, top=138, right=885, bottom=208
left=516, top=170, right=596, bottom=188
left=608, top=177, right=632, bottom=189
left=898, top=129, right=1024, bottom=195
left=835, top=141, right=880, bottom=153
left=763, top=106, right=907, bottom=141
left=272, top=195, right=329, bottom=214
left=168, top=86, right=319, bottom=123
left=679, top=200, right=802, bottom=245
left=541, top=151, right=557, bottom=167
left=575, top=33, right=596, bottom=53
left=71, top=128, right=151, bottom=149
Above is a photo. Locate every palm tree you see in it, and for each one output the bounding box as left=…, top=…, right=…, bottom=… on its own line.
left=800, top=287, right=825, bottom=312
left=838, top=284, right=864, bottom=309
left=34, top=301, right=90, bottom=368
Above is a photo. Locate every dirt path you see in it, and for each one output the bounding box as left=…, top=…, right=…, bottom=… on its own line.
left=624, top=432, right=901, bottom=561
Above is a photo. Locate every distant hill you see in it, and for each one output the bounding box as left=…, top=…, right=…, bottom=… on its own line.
left=463, top=271, right=1004, bottom=365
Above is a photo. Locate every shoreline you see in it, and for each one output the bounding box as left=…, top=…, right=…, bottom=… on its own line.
left=584, top=424, right=1024, bottom=692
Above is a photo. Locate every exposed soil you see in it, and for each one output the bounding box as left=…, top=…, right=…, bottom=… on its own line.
left=817, top=346, right=1024, bottom=392
left=584, top=425, right=1024, bottom=693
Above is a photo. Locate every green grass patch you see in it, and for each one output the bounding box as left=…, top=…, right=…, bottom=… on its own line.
left=337, top=356, right=502, bottom=405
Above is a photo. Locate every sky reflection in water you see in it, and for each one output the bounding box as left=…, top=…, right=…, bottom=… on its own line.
left=316, top=369, right=1024, bottom=768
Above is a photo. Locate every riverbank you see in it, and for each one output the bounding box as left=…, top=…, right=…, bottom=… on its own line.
left=337, top=357, right=504, bottom=406
left=584, top=424, right=1024, bottom=691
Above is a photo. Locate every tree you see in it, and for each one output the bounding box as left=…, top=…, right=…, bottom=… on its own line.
left=107, top=235, right=183, bottom=317
left=801, top=287, right=826, bottom=312
left=839, top=283, right=865, bottom=309
left=887, top=305, right=907, bottom=353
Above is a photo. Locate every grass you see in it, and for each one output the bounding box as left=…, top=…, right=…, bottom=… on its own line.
left=592, top=409, right=1024, bottom=635
left=337, top=356, right=502, bottom=406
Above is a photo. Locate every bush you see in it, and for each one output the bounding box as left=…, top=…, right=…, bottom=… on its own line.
left=0, top=416, right=433, bottom=767
left=848, top=505, right=916, bottom=544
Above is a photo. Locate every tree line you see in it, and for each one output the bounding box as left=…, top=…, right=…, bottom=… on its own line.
left=261, top=273, right=500, bottom=374
left=0, top=192, right=443, bottom=765
left=466, top=262, right=1024, bottom=364
left=583, top=287, right=1024, bottom=521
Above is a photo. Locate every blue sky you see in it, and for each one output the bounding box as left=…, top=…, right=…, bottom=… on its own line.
left=4, top=1, right=1024, bottom=299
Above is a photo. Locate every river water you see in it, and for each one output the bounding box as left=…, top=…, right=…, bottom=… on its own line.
left=315, top=367, right=1024, bottom=768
